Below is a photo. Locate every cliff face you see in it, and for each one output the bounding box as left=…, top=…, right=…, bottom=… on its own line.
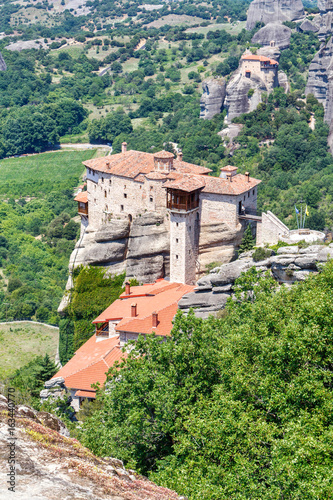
left=0, top=395, right=181, bottom=500
left=200, top=78, right=226, bottom=120
left=246, top=0, right=304, bottom=30
left=61, top=212, right=243, bottom=306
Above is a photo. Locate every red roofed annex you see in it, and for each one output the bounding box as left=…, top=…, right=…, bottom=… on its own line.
left=51, top=280, right=194, bottom=410
left=76, top=142, right=261, bottom=285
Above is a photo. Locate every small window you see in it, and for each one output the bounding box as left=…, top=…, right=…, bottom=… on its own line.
left=176, top=255, right=179, bottom=260
left=150, top=197, right=153, bottom=202
left=176, top=238, right=179, bottom=243
left=124, top=193, right=127, bottom=198
left=120, top=205, right=124, bottom=211
left=93, top=171, right=95, bottom=176
left=88, top=168, right=91, bottom=174
left=189, top=226, right=191, bottom=231
left=244, top=195, right=246, bottom=201
left=94, top=184, right=96, bottom=190
left=176, top=223, right=179, bottom=227
left=109, top=179, right=112, bottom=185
left=189, top=250, right=191, bottom=254
left=102, top=177, right=104, bottom=182
left=253, top=189, right=255, bottom=195
left=124, top=184, right=126, bottom=189
left=150, top=186, right=153, bottom=191
left=104, top=191, right=107, bottom=198
left=248, top=192, right=250, bottom=198
left=140, top=185, right=142, bottom=189
left=245, top=71, right=251, bottom=78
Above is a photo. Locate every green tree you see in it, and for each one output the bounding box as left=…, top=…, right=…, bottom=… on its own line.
left=238, top=224, right=254, bottom=254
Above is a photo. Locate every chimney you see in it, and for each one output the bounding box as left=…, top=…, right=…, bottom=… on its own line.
left=125, top=281, right=130, bottom=295
left=122, top=142, right=127, bottom=154
left=152, top=311, right=158, bottom=328
left=106, top=161, right=110, bottom=168
left=226, top=172, right=232, bottom=182
left=131, top=303, right=137, bottom=317
left=245, top=171, right=250, bottom=182
left=177, top=149, right=183, bottom=161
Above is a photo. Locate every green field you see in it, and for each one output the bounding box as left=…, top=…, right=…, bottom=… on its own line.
left=0, top=322, right=59, bottom=378
left=0, top=150, right=96, bottom=198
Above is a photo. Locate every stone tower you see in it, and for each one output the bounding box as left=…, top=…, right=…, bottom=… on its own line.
left=166, top=186, right=201, bottom=285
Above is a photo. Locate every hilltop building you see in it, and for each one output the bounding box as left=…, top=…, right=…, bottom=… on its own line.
left=51, top=280, right=194, bottom=410
left=75, top=143, right=261, bottom=285
left=240, top=52, right=279, bottom=91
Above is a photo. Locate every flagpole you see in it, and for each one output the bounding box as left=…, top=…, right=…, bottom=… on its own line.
left=301, top=204, right=303, bottom=229
left=303, top=205, right=307, bottom=228
left=295, top=205, right=299, bottom=229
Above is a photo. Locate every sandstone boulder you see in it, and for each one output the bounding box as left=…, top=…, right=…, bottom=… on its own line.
left=95, top=220, right=130, bottom=242
left=251, top=23, right=292, bottom=50
left=278, top=70, right=290, bottom=93
left=200, top=78, right=226, bottom=119
left=299, top=19, right=319, bottom=32
left=210, top=260, right=253, bottom=286
left=225, top=72, right=266, bottom=122
left=246, top=0, right=304, bottom=30
left=44, top=377, right=65, bottom=388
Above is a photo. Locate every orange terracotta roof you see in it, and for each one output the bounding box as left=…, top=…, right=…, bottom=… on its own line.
left=163, top=175, right=206, bottom=193
left=202, top=173, right=261, bottom=195
left=83, top=150, right=154, bottom=178
left=52, top=334, right=125, bottom=391
left=93, top=281, right=194, bottom=337
left=173, top=159, right=212, bottom=175
left=83, top=150, right=211, bottom=179
left=120, top=279, right=180, bottom=298
left=154, top=150, right=174, bottom=159
left=145, top=171, right=167, bottom=180
left=75, top=390, right=96, bottom=398
left=221, top=165, right=238, bottom=172
left=162, top=172, right=261, bottom=196
left=241, top=54, right=278, bottom=65
left=74, top=191, right=88, bottom=203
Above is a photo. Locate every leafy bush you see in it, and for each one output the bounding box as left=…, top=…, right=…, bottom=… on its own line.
left=252, top=247, right=271, bottom=262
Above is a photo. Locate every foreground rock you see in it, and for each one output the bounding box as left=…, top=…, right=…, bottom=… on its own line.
left=0, top=395, right=182, bottom=500
left=246, top=0, right=304, bottom=30
left=179, top=244, right=333, bottom=318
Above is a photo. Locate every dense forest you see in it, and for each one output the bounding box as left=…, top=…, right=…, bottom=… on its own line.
left=80, top=261, right=333, bottom=499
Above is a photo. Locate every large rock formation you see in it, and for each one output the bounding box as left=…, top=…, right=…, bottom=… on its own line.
left=0, top=53, right=6, bottom=71
left=246, top=0, right=305, bottom=30
left=0, top=395, right=181, bottom=500
left=251, top=22, right=292, bottom=50
left=179, top=244, right=333, bottom=318
left=306, top=36, right=333, bottom=152
left=200, top=77, right=226, bottom=119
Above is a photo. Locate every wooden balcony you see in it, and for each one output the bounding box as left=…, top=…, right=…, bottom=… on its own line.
left=78, top=202, right=88, bottom=216
left=96, top=322, right=109, bottom=337
left=166, top=189, right=199, bottom=212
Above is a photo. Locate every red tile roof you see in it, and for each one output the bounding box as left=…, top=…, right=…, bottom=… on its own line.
left=154, top=150, right=174, bottom=159
left=75, top=390, right=96, bottom=398
left=163, top=175, right=206, bottom=193
left=93, top=280, right=194, bottom=337
left=202, top=173, right=261, bottom=195
left=83, top=150, right=211, bottom=179
left=52, top=334, right=125, bottom=391
left=74, top=191, right=88, bottom=203
left=221, top=165, right=238, bottom=172
left=241, top=54, right=278, bottom=65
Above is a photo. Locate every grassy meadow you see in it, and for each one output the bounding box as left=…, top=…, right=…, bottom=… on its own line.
left=0, top=322, right=59, bottom=378
left=0, top=150, right=96, bottom=199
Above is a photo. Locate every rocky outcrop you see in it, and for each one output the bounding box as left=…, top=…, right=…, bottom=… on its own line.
left=67, top=213, right=170, bottom=286
left=224, top=72, right=264, bottom=122
left=0, top=53, right=6, bottom=71
left=306, top=37, right=333, bottom=127
left=278, top=70, right=290, bottom=92
left=0, top=395, right=181, bottom=500
left=179, top=244, right=333, bottom=318
left=200, top=78, right=226, bottom=119
left=252, top=22, right=292, bottom=50
left=246, top=0, right=304, bottom=30
left=299, top=19, right=319, bottom=32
